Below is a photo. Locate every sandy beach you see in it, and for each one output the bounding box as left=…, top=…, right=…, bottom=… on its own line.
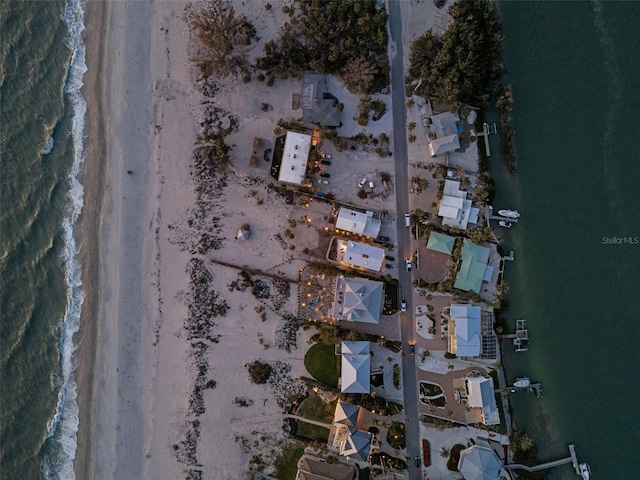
left=75, top=1, right=452, bottom=478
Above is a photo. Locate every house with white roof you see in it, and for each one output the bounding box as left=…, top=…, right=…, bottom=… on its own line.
left=448, top=304, right=482, bottom=357
left=339, top=341, right=370, bottom=393
left=335, top=239, right=385, bottom=272
left=332, top=276, right=384, bottom=324
left=276, top=131, right=312, bottom=185
left=428, top=111, right=461, bottom=157
left=438, top=179, right=479, bottom=230
left=463, top=373, right=500, bottom=426
left=335, top=207, right=382, bottom=238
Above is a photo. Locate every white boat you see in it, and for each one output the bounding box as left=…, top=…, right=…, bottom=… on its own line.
left=499, top=220, right=512, bottom=228
left=513, top=377, right=530, bottom=388
left=579, top=463, right=591, bottom=480
left=498, top=209, right=520, bottom=219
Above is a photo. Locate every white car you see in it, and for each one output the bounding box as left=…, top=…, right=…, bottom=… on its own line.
left=319, top=179, right=329, bottom=185
left=358, top=177, right=367, bottom=188
left=322, top=153, right=332, bottom=159
left=401, top=299, right=407, bottom=312
left=405, top=259, right=412, bottom=272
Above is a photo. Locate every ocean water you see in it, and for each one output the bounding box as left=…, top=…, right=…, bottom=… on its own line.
left=0, top=1, right=87, bottom=478
left=491, top=1, right=640, bottom=478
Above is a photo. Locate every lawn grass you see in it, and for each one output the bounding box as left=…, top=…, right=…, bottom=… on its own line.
left=295, top=393, right=333, bottom=442
left=297, top=393, right=333, bottom=423
left=304, top=342, right=339, bottom=388
left=274, top=440, right=306, bottom=480
left=296, top=422, right=330, bottom=442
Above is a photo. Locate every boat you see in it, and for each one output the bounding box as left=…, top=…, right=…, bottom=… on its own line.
left=498, top=209, right=520, bottom=219
left=498, top=220, right=512, bottom=228
left=513, top=377, right=531, bottom=388
left=579, top=462, right=591, bottom=480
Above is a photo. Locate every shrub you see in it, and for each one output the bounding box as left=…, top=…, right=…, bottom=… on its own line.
left=246, top=360, right=272, bottom=384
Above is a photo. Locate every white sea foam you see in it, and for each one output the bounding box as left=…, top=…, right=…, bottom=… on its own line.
left=41, top=0, right=86, bottom=478
left=44, top=136, right=55, bottom=155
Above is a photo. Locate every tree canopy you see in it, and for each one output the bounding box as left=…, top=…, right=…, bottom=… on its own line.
left=409, top=0, right=503, bottom=108
left=256, top=0, right=389, bottom=94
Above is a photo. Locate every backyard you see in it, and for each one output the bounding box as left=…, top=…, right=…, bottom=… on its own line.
left=295, top=393, right=333, bottom=442
left=304, top=342, right=339, bottom=388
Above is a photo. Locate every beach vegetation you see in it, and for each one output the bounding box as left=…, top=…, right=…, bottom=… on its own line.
left=246, top=360, right=273, bottom=384
left=186, top=0, right=259, bottom=79
left=408, top=0, right=503, bottom=108
left=256, top=0, right=390, bottom=94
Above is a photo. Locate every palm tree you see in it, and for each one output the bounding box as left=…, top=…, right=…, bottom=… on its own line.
left=439, top=446, right=451, bottom=458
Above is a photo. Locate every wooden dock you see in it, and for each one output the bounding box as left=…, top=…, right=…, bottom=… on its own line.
left=505, top=444, right=581, bottom=474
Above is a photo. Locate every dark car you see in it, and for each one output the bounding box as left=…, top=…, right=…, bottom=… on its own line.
left=320, top=160, right=331, bottom=165
left=414, top=456, right=421, bottom=467
left=386, top=255, right=395, bottom=262
left=409, top=344, right=415, bottom=355
left=386, top=263, right=393, bottom=269
left=377, top=235, right=390, bottom=242
left=320, top=172, right=330, bottom=178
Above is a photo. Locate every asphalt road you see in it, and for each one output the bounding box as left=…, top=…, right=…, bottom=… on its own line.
left=387, top=1, right=422, bottom=478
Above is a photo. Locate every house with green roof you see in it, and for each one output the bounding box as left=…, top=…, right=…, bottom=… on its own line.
left=426, top=231, right=456, bottom=255
left=454, top=239, right=494, bottom=293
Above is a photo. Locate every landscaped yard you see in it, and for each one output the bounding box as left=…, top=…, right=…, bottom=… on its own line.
left=295, top=393, right=333, bottom=442
left=387, top=421, right=406, bottom=449
left=304, top=342, right=339, bottom=388
left=274, top=440, right=307, bottom=480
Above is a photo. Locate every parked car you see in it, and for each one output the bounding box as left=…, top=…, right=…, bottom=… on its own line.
left=405, top=213, right=411, bottom=227
left=369, top=181, right=374, bottom=189
left=405, top=259, right=412, bottom=272
left=385, top=263, right=393, bottom=269
left=377, top=235, right=390, bottom=242
left=319, top=179, right=329, bottom=185
left=401, top=299, right=407, bottom=312
left=322, top=153, right=332, bottom=159
left=320, top=172, right=330, bottom=178
left=358, top=177, right=367, bottom=188
left=386, top=255, right=395, bottom=262
left=414, top=455, right=421, bottom=467
left=320, top=160, right=331, bottom=165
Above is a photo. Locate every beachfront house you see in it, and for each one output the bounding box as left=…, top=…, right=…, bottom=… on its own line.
left=332, top=276, right=384, bottom=324
left=428, top=111, right=461, bottom=157
left=334, top=207, right=382, bottom=238
left=339, top=341, right=371, bottom=393
left=296, top=454, right=357, bottom=480
left=330, top=402, right=375, bottom=463
left=272, top=131, right=313, bottom=186
left=335, top=239, right=385, bottom=272
left=437, top=179, right=479, bottom=230
left=301, top=72, right=342, bottom=127
left=454, top=239, right=494, bottom=293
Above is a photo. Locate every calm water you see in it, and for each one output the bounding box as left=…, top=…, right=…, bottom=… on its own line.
left=1, top=1, right=87, bottom=478
left=492, top=2, right=640, bottom=478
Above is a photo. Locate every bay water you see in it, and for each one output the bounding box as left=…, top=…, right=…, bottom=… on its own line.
left=492, top=1, right=640, bottom=478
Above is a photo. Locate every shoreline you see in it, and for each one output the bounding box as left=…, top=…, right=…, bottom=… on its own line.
left=74, top=0, right=109, bottom=478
